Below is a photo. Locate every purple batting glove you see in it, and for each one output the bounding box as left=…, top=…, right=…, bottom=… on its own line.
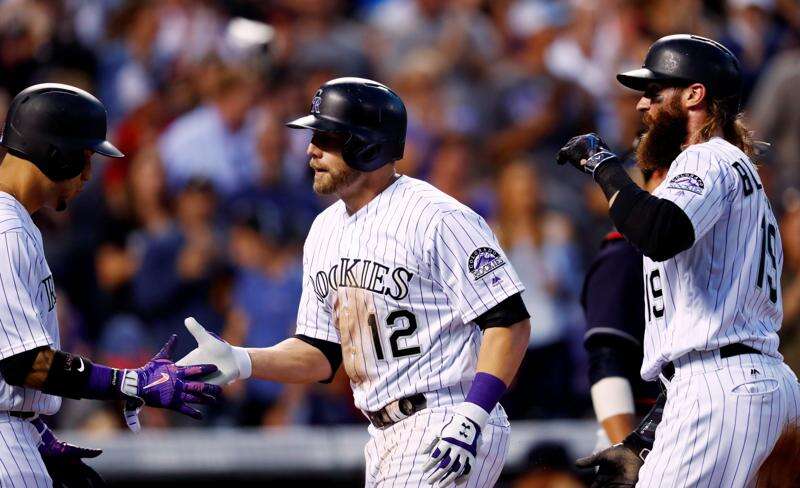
left=119, top=335, right=222, bottom=431
left=32, top=418, right=102, bottom=460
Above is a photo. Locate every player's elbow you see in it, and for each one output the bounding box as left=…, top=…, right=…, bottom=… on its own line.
left=639, top=216, right=695, bottom=261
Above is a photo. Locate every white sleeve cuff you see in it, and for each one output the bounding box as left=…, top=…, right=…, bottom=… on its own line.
left=590, top=376, right=635, bottom=422
left=232, top=346, right=252, bottom=381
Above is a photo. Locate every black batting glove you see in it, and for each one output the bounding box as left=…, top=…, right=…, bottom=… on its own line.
left=556, top=133, right=619, bottom=175
left=575, top=441, right=644, bottom=488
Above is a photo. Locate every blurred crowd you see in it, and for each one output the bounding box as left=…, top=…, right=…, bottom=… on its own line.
left=0, top=0, right=799, bottom=456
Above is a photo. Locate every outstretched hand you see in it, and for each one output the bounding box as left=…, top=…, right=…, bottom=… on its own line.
left=120, top=335, right=222, bottom=432
left=575, top=443, right=644, bottom=488
left=176, top=317, right=252, bottom=386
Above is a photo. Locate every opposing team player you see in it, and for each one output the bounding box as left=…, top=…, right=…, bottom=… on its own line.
left=581, top=167, right=664, bottom=447
left=178, top=77, right=531, bottom=487
left=0, top=84, right=221, bottom=486
left=559, top=34, right=800, bottom=487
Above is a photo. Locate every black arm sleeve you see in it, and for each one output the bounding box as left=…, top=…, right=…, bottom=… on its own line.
left=0, top=347, right=46, bottom=387
left=293, top=334, right=343, bottom=384
left=473, top=293, right=530, bottom=330
left=585, top=335, right=644, bottom=386
left=594, top=162, right=695, bottom=261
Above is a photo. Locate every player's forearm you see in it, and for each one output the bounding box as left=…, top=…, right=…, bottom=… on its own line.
left=475, top=319, right=531, bottom=386
left=248, top=337, right=333, bottom=384
left=602, top=413, right=637, bottom=444
left=0, top=346, right=126, bottom=400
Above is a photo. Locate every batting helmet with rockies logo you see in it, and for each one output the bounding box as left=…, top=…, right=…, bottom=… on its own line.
left=287, top=77, right=407, bottom=172
left=0, top=83, right=123, bottom=181
left=616, top=34, right=742, bottom=106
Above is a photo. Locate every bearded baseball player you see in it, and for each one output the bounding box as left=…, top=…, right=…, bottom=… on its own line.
left=0, top=83, right=221, bottom=487
left=178, top=77, right=531, bottom=487
left=558, top=34, right=800, bottom=487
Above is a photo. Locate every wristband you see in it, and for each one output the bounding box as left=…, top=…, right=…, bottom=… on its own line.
left=590, top=376, right=635, bottom=422
left=42, top=351, right=122, bottom=400
left=465, top=372, right=506, bottom=415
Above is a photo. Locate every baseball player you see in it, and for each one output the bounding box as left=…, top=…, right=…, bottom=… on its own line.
left=178, top=77, right=532, bottom=487
left=558, top=34, right=800, bottom=487
left=0, top=83, right=221, bottom=486
left=582, top=168, right=665, bottom=447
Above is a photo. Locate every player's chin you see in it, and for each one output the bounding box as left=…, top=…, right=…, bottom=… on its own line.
left=312, top=173, right=336, bottom=195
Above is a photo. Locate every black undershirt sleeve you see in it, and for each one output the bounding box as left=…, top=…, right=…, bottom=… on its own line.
left=594, top=162, right=695, bottom=261
left=293, top=334, right=343, bottom=384
left=0, top=347, right=45, bottom=387
left=473, top=293, right=530, bottom=330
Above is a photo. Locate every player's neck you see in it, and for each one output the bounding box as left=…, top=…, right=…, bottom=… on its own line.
left=684, top=111, right=722, bottom=147
left=0, top=155, right=48, bottom=214
left=339, top=167, right=399, bottom=215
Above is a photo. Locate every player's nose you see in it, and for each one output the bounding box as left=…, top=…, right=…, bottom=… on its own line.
left=307, top=142, right=322, bottom=158
left=636, top=96, right=651, bottom=112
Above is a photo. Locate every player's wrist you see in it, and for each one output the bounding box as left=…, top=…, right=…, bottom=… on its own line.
left=465, top=372, right=506, bottom=413
left=232, top=346, right=252, bottom=380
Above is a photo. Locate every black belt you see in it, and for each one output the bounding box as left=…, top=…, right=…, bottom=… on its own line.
left=366, top=393, right=426, bottom=428
left=661, top=343, right=762, bottom=381
left=8, top=411, right=36, bottom=420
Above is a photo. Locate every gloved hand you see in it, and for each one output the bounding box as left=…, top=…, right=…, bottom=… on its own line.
left=574, top=442, right=645, bottom=488
left=120, top=335, right=222, bottom=432
left=422, top=403, right=488, bottom=487
left=175, top=317, right=252, bottom=386
left=556, top=133, right=619, bottom=175
left=32, top=417, right=107, bottom=487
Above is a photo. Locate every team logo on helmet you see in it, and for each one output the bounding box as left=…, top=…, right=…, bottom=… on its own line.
left=468, top=247, right=505, bottom=280
left=666, top=173, right=705, bottom=195
left=311, top=91, right=323, bottom=114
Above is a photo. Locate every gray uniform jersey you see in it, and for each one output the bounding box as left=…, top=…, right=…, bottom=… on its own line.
left=641, top=138, right=783, bottom=380
left=296, top=176, right=524, bottom=412
left=0, top=193, right=61, bottom=414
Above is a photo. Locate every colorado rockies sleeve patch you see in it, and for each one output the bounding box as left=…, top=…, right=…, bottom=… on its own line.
left=666, top=173, right=705, bottom=195
left=468, top=247, right=505, bottom=280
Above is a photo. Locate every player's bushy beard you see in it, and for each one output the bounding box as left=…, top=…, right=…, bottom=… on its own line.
left=312, top=163, right=362, bottom=195
left=636, top=96, right=689, bottom=172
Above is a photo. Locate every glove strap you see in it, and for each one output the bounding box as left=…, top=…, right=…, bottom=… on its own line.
left=586, top=150, right=618, bottom=174
left=454, top=402, right=489, bottom=431
left=119, top=369, right=140, bottom=397
left=232, top=346, right=252, bottom=380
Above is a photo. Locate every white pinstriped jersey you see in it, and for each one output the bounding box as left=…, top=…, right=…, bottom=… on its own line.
left=640, top=138, right=783, bottom=380
left=0, top=193, right=61, bottom=414
left=296, top=176, right=524, bottom=412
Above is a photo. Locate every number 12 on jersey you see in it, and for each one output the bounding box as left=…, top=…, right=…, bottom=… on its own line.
left=368, top=310, right=421, bottom=360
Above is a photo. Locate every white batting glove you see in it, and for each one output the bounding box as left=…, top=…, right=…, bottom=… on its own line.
left=422, top=402, right=488, bottom=487
left=175, top=317, right=252, bottom=385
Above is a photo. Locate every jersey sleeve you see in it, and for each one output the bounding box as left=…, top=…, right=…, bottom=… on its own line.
left=0, top=232, right=54, bottom=359
left=427, top=209, right=525, bottom=325
left=655, top=149, right=737, bottom=241
left=294, top=240, right=340, bottom=344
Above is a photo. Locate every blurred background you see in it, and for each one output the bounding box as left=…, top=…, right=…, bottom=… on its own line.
left=0, top=0, right=799, bottom=485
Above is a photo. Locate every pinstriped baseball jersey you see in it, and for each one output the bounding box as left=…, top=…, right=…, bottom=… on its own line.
left=295, top=176, right=524, bottom=412
left=640, top=137, right=783, bottom=381
left=0, top=193, right=61, bottom=415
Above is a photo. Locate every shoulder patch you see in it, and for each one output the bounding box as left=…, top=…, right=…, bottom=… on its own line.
left=666, top=173, right=705, bottom=195
left=468, top=247, right=505, bottom=280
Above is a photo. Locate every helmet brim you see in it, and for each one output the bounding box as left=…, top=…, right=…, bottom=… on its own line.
left=92, top=139, right=124, bottom=158
left=286, top=114, right=350, bottom=133
left=616, top=68, right=684, bottom=91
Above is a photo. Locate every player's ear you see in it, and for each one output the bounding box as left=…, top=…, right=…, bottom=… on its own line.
left=684, top=83, right=706, bottom=109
